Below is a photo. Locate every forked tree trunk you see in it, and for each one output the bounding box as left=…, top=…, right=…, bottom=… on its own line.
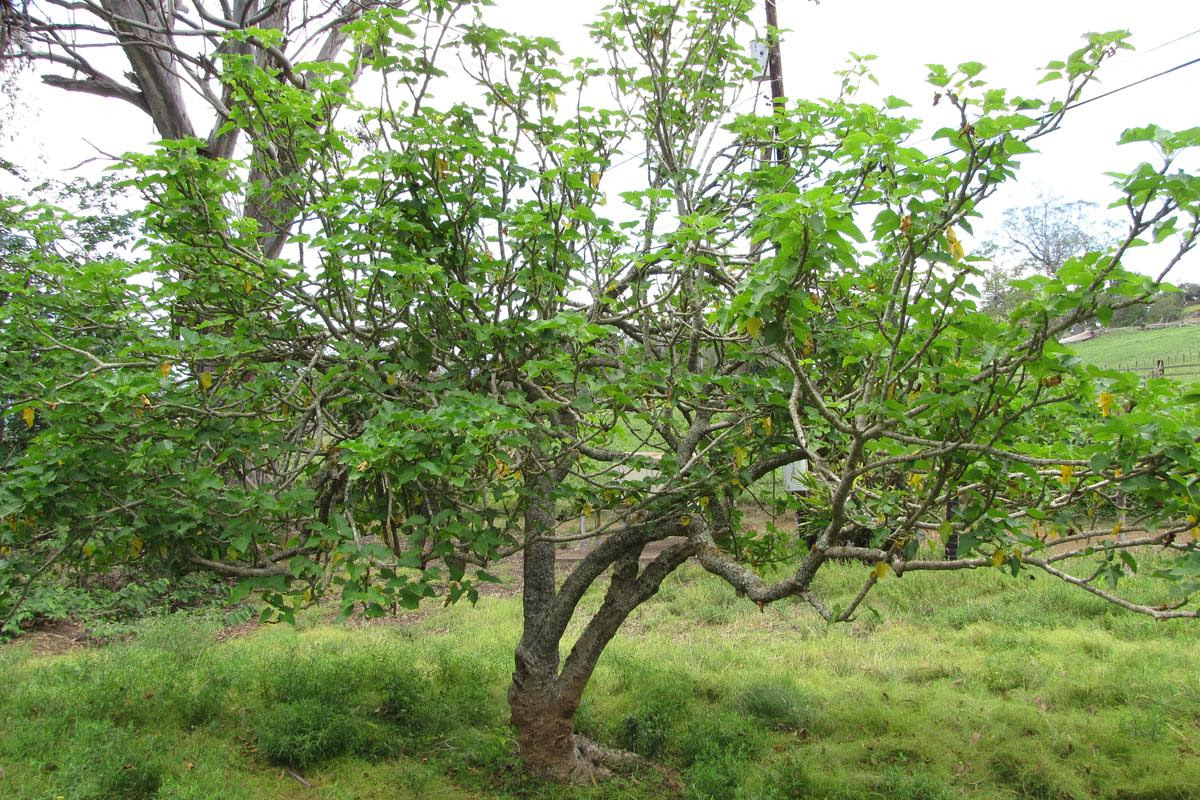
left=507, top=526, right=697, bottom=780
left=509, top=458, right=697, bottom=782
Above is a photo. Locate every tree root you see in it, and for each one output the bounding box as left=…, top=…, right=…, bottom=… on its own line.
left=569, top=736, right=681, bottom=789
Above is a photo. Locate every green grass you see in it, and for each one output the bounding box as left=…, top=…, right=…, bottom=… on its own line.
left=1070, top=324, right=1200, bottom=378
left=3, top=561, right=1200, bottom=799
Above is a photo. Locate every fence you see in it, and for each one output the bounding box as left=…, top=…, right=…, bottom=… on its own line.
left=1108, top=350, right=1200, bottom=380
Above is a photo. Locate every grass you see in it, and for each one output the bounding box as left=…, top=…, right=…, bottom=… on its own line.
left=2, top=560, right=1200, bottom=799
left=1070, top=323, right=1200, bottom=379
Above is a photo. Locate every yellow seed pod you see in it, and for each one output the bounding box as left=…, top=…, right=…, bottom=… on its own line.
left=945, top=227, right=965, bottom=259
left=732, top=445, right=748, bottom=470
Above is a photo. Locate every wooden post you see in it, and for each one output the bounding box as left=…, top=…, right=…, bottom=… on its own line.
left=764, top=0, right=788, bottom=167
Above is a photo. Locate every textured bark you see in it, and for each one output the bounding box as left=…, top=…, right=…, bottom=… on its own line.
left=508, top=654, right=581, bottom=782
left=509, top=528, right=695, bottom=782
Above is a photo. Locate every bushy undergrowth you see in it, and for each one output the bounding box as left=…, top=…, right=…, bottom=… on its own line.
left=1, top=561, right=1199, bottom=799
left=1, top=571, right=229, bottom=642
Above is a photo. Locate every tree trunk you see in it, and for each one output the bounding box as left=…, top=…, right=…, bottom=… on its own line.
left=506, top=537, right=696, bottom=782
left=507, top=653, right=583, bottom=781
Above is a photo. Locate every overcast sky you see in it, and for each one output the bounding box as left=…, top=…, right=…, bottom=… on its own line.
left=4, top=0, right=1199, bottom=279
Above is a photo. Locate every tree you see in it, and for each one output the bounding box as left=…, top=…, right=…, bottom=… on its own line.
left=1145, top=289, right=1186, bottom=324
left=978, top=260, right=1030, bottom=319
left=3, top=1, right=1200, bottom=782
left=1, top=0, right=454, bottom=258
left=978, top=194, right=1120, bottom=321
left=992, top=193, right=1119, bottom=277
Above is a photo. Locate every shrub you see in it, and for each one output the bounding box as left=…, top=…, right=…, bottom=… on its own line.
left=733, top=679, right=810, bottom=731
left=254, top=698, right=364, bottom=769
left=55, top=720, right=165, bottom=800
left=685, top=750, right=751, bottom=800
left=375, top=664, right=442, bottom=739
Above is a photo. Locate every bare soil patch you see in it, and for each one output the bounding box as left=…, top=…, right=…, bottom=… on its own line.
left=13, top=619, right=92, bottom=656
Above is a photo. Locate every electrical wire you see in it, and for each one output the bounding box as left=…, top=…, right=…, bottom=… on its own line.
left=907, top=52, right=1200, bottom=162
left=1109, top=27, right=1200, bottom=65
left=1067, top=54, right=1200, bottom=110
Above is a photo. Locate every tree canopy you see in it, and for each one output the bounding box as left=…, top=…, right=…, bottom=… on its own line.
left=3, top=0, right=1200, bottom=780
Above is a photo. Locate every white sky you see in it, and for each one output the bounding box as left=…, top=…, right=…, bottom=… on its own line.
left=4, top=0, right=1199, bottom=280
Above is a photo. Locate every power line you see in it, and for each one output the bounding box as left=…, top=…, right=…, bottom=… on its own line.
left=913, top=53, right=1200, bottom=162
left=1066, top=54, right=1200, bottom=110
left=1110, top=27, right=1200, bottom=65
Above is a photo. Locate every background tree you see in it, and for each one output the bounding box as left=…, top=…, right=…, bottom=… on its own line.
left=993, top=193, right=1119, bottom=277
left=979, top=259, right=1030, bottom=319
left=3, top=0, right=1200, bottom=783
left=978, top=193, right=1190, bottom=328
left=0, top=0, right=468, bottom=258
left=978, top=194, right=1119, bottom=322
left=1144, top=289, right=1187, bottom=324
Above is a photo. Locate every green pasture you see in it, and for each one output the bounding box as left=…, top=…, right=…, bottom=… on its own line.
left=3, top=558, right=1199, bottom=800
left=1070, top=324, right=1200, bottom=379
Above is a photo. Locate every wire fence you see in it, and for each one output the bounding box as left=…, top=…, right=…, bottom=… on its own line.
left=1107, top=350, right=1200, bottom=379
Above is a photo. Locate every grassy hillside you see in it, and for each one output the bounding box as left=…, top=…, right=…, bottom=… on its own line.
left=3, top=559, right=1200, bottom=800
left=1069, top=322, right=1200, bottom=379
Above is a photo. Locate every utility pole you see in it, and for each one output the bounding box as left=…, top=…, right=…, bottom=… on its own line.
left=764, top=0, right=788, bottom=166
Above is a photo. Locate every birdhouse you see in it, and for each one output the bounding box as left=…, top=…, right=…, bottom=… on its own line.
left=782, top=459, right=809, bottom=492
left=749, top=40, right=770, bottom=81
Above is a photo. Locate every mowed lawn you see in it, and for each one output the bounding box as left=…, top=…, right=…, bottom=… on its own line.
left=2, top=560, right=1199, bottom=800
left=1070, top=323, right=1200, bottom=378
